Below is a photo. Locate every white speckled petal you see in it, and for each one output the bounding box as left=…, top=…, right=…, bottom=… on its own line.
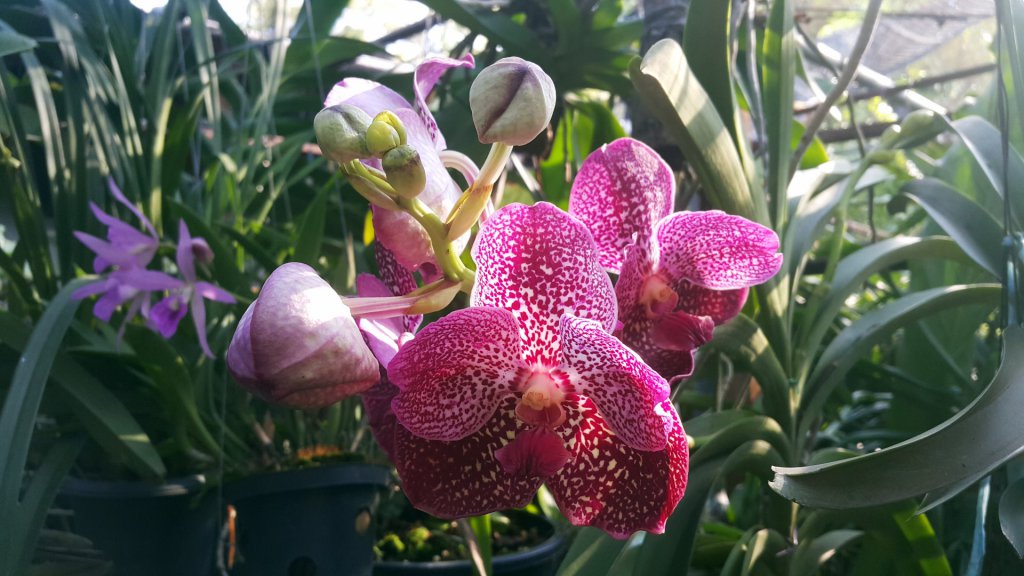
left=569, top=138, right=675, bottom=273
left=559, top=315, right=670, bottom=451
left=549, top=398, right=689, bottom=539
left=389, top=307, right=524, bottom=441
left=393, top=398, right=542, bottom=518
left=471, top=202, right=617, bottom=366
left=655, top=211, right=783, bottom=290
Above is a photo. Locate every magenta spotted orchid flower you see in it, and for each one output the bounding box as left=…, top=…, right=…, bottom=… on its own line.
left=324, top=55, right=475, bottom=277
left=382, top=202, right=688, bottom=538
left=569, top=138, right=783, bottom=382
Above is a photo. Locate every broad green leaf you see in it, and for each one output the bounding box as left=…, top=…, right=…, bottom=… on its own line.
left=948, top=116, right=1024, bottom=223
left=762, top=0, right=795, bottom=228
left=901, top=178, right=1004, bottom=277
left=790, top=530, right=863, bottom=576
left=801, top=236, right=977, bottom=357
left=708, top=315, right=791, bottom=432
left=557, top=527, right=628, bottom=576
left=777, top=325, right=1024, bottom=510
left=692, top=416, right=791, bottom=467
left=999, top=0, right=1024, bottom=141
left=683, top=0, right=741, bottom=153
left=999, top=476, right=1024, bottom=557
left=630, top=39, right=767, bottom=225
left=683, top=409, right=755, bottom=439
left=801, top=283, right=1001, bottom=435
left=469, top=514, right=492, bottom=576
left=742, top=528, right=786, bottom=576
left=792, top=120, right=828, bottom=169
left=0, top=23, right=36, bottom=57
left=294, top=180, right=332, bottom=266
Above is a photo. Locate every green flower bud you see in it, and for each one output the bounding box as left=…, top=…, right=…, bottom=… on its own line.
left=382, top=144, right=427, bottom=199
left=366, top=111, right=407, bottom=156
left=470, top=57, right=555, bottom=146
left=314, top=104, right=372, bottom=164
left=893, top=110, right=947, bottom=149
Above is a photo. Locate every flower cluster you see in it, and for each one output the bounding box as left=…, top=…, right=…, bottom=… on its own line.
left=226, top=56, right=782, bottom=538
left=73, top=180, right=235, bottom=357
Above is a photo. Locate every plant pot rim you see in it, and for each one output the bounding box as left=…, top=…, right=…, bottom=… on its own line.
left=227, top=462, right=391, bottom=502
left=61, top=474, right=207, bottom=498
left=373, top=525, right=567, bottom=572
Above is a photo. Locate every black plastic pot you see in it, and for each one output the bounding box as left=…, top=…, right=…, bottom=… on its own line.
left=227, top=464, right=391, bottom=576
left=60, top=474, right=219, bottom=576
left=373, top=520, right=567, bottom=576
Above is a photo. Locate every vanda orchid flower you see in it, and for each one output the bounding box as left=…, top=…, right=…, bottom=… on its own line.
left=569, top=138, right=783, bottom=382
left=149, top=220, right=235, bottom=357
left=324, top=55, right=475, bottom=277
left=385, top=202, right=688, bottom=538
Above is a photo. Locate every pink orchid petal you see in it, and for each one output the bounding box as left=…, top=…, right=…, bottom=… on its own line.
left=72, top=279, right=113, bottom=301
left=354, top=272, right=409, bottom=368
left=549, top=398, right=689, bottom=539
left=362, top=376, right=400, bottom=461
left=675, top=282, right=748, bottom=325
left=191, top=291, right=214, bottom=358
left=107, top=178, right=157, bottom=237
left=568, top=138, right=675, bottom=274
left=649, top=311, right=715, bottom=353
left=176, top=220, right=196, bottom=283
left=393, top=398, right=542, bottom=518
left=471, top=202, right=617, bottom=366
left=112, top=268, right=184, bottom=291
left=494, top=426, right=571, bottom=478
left=655, top=211, right=783, bottom=290
left=227, top=302, right=257, bottom=385
left=559, top=315, right=670, bottom=451
left=324, top=77, right=410, bottom=117
left=195, top=281, right=236, bottom=304
left=412, top=54, right=475, bottom=150
left=93, top=285, right=134, bottom=322
left=389, top=307, right=523, bottom=441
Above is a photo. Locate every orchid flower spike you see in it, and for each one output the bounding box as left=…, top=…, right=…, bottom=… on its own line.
left=227, top=262, right=380, bottom=409
left=386, top=202, right=688, bottom=539
left=569, top=138, right=783, bottom=382
left=323, top=55, right=475, bottom=276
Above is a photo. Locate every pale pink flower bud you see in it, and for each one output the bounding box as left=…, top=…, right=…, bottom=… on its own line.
left=469, top=57, right=555, bottom=146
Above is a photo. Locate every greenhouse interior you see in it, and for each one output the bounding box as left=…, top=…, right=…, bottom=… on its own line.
left=2, top=0, right=1024, bottom=574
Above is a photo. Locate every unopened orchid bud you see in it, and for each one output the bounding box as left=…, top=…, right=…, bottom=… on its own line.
left=314, top=104, right=372, bottom=164
left=227, top=263, right=380, bottom=410
left=190, top=237, right=214, bottom=265
left=470, top=57, right=555, bottom=146
left=893, top=110, right=946, bottom=149
left=382, top=145, right=426, bottom=199
left=367, top=111, right=406, bottom=156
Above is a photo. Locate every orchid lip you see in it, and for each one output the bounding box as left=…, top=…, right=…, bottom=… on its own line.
left=639, top=273, right=679, bottom=318
left=514, top=367, right=568, bottom=429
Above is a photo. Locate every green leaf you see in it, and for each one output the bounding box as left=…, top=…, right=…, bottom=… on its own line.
left=0, top=24, right=37, bottom=57
left=792, top=120, right=828, bottom=169
left=630, top=39, right=767, bottom=225
left=742, top=528, right=786, bottom=576
left=557, top=527, right=628, bottom=576
left=683, top=0, right=742, bottom=154
left=294, top=180, right=332, bottom=266
left=801, top=283, right=1001, bottom=435
left=762, top=0, right=795, bottom=228
left=708, top=315, right=791, bottom=432
left=789, top=530, right=863, bottom=576
left=776, top=325, right=1024, bottom=510
left=692, top=415, right=791, bottom=467
left=999, top=476, right=1024, bottom=557
left=901, top=178, right=1004, bottom=277
left=947, top=116, right=1024, bottom=223
left=0, top=312, right=164, bottom=480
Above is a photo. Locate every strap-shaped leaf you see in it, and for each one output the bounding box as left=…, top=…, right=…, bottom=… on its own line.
left=776, top=325, right=1024, bottom=509
left=709, top=315, right=791, bottom=432
left=789, top=530, right=863, bottom=576
left=999, top=476, right=1024, bottom=557
left=762, top=0, right=795, bottom=229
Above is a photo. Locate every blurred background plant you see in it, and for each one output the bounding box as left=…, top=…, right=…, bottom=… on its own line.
left=2, top=0, right=1023, bottom=574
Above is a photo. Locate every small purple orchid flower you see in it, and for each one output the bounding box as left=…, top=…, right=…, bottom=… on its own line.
left=149, top=220, right=235, bottom=357
left=385, top=202, right=688, bottom=539
left=72, top=180, right=179, bottom=330
left=324, top=55, right=475, bottom=276
left=569, top=138, right=783, bottom=382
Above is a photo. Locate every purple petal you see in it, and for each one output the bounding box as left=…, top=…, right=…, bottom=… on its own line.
left=93, top=284, right=136, bottom=322
left=355, top=273, right=406, bottom=367
left=195, top=281, right=236, bottom=304
left=411, top=54, right=475, bottom=150
left=393, top=397, right=542, bottom=518
left=176, top=220, right=196, bottom=283
left=374, top=243, right=423, bottom=334
left=149, top=294, right=188, bottom=338
left=112, top=268, right=184, bottom=291
left=72, top=279, right=113, bottom=301
left=74, top=232, right=131, bottom=273
left=226, top=302, right=257, bottom=385
left=108, top=178, right=157, bottom=238
left=471, top=202, right=617, bottom=366
left=549, top=398, right=689, bottom=539
left=191, top=291, right=213, bottom=358
left=568, top=138, right=675, bottom=274
left=559, top=315, right=670, bottom=451
left=676, top=282, right=748, bottom=325
left=389, top=307, right=523, bottom=441
left=362, top=376, right=400, bottom=461
left=655, top=211, right=783, bottom=290
left=324, top=77, right=411, bottom=118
